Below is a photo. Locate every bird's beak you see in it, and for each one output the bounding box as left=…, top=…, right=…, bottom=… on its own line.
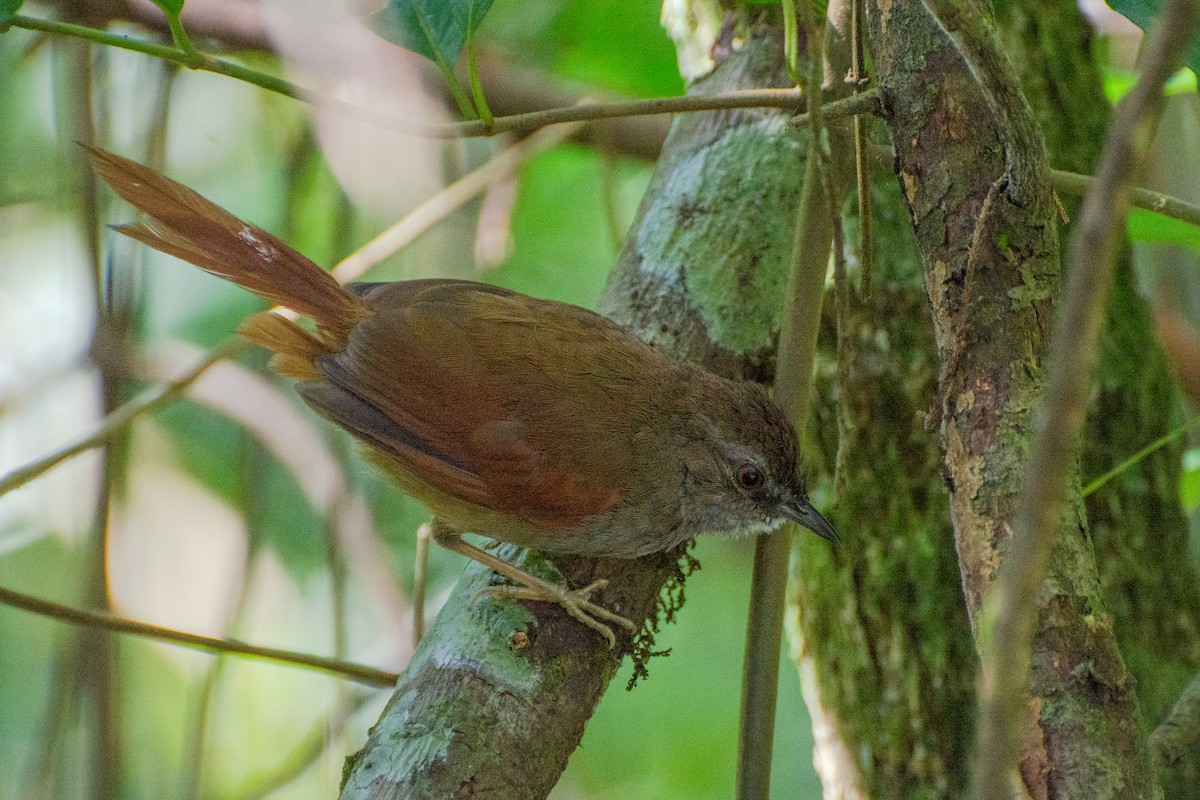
left=781, top=497, right=839, bottom=543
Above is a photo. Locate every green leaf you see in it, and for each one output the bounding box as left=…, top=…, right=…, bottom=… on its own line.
left=368, top=0, right=494, bottom=67
left=1107, top=0, right=1200, bottom=82
left=1180, top=448, right=1200, bottom=513
left=1127, top=206, right=1200, bottom=254
left=1, top=0, right=24, bottom=29
left=1102, top=65, right=1197, bottom=103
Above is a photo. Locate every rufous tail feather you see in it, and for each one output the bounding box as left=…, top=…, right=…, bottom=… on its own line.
left=85, top=145, right=366, bottom=345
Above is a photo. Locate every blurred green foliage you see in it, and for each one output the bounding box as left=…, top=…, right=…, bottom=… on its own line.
left=1106, top=0, right=1200, bottom=79
left=0, top=1, right=818, bottom=798
left=1127, top=205, right=1200, bottom=254
left=1183, top=448, right=1200, bottom=513
left=6, top=1, right=1199, bottom=797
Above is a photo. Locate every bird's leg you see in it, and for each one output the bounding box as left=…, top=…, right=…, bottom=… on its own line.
left=411, top=522, right=432, bottom=649
left=430, top=520, right=638, bottom=648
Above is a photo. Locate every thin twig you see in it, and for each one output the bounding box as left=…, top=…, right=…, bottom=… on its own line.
left=864, top=147, right=1200, bottom=231
left=850, top=0, right=873, bottom=298
left=9, top=16, right=816, bottom=139
left=0, top=341, right=246, bottom=497
left=332, top=120, right=584, bottom=283
left=0, top=584, right=398, bottom=688
left=789, top=88, right=880, bottom=130
left=420, top=87, right=809, bottom=138
left=736, top=13, right=833, bottom=800
left=412, top=523, right=432, bottom=650
left=14, top=14, right=886, bottom=145
left=971, top=1, right=1199, bottom=798
left=1082, top=413, right=1200, bottom=497
left=10, top=15, right=302, bottom=99
left=1052, top=169, right=1200, bottom=227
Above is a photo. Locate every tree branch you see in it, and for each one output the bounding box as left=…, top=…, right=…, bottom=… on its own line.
left=0, top=341, right=244, bottom=497
left=1152, top=669, right=1200, bottom=778
left=973, top=1, right=1198, bottom=796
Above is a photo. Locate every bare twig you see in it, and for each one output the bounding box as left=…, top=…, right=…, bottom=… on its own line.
left=971, top=1, right=1199, bottom=797
left=1082, top=413, right=1200, bottom=497
left=14, top=15, right=818, bottom=139
left=1052, top=168, right=1200, bottom=227
left=331, top=120, right=584, bottom=283
left=421, top=88, right=807, bottom=139
left=0, top=341, right=245, bottom=497
left=789, top=88, right=880, bottom=130
left=736, top=13, right=835, bottom=800
left=850, top=0, right=873, bottom=297
left=0, top=584, right=398, bottom=687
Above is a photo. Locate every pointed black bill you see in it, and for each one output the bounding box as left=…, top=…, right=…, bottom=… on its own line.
left=781, top=498, right=839, bottom=544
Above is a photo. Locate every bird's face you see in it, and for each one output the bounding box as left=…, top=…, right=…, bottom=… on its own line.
left=679, top=382, right=837, bottom=543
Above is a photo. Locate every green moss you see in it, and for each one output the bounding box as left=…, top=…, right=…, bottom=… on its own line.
left=1008, top=255, right=1057, bottom=310
left=634, top=121, right=806, bottom=354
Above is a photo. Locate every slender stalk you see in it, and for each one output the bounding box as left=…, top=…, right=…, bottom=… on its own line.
left=1052, top=168, right=1200, bottom=227
left=411, top=523, right=432, bottom=649
left=10, top=15, right=301, bottom=98
left=736, top=14, right=833, bottom=800
left=11, top=16, right=891, bottom=143
left=850, top=0, right=873, bottom=297
left=331, top=120, right=583, bottom=283
left=1082, top=414, right=1200, bottom=497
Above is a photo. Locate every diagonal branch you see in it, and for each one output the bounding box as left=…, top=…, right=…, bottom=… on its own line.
left=1152, top=669, right=1200, bottom=777
left=0, top=584, right=398, bottom=686
left=0, top=341, right=245, bottom=497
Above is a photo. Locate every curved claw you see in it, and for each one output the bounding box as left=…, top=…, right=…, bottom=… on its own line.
left=479, top=579, right=637, bottom=648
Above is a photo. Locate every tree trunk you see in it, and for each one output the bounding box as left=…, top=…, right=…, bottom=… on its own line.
left=861, top=2, right=1158, bottom=798
left=996, top=2, right=1200, bottom=793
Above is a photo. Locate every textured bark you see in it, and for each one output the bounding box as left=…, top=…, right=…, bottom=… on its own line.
left=789, top=175, right=977, bottom=797
left=997, top=1, right=1200, bottom=793
left=866, top=2, right=1157, bottom=798
left=340, top=20, right=809, bottom=800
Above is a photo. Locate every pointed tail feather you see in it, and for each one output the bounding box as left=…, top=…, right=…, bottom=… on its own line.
left=86, top=146, right=366, bottom=341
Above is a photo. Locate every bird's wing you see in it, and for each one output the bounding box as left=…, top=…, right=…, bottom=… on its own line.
left=299, top=280, right=636, bottom=528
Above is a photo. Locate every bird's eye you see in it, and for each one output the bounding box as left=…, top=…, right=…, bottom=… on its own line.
left=735, top=463, right=765, bottom=491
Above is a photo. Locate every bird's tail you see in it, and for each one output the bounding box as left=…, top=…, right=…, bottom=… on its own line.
left=86, top=146, right=366, bottom=350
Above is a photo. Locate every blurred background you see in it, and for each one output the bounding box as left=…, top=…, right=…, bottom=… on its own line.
left=2, top=0, right=1200, bottom=798
left=0, top=1, right=821, bottom=797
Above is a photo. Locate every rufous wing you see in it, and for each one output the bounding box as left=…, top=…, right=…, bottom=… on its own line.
left=299, top=280, right=630, bottom=528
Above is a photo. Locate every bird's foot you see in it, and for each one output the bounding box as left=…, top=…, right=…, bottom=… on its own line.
left=480, top=578, right=638, bottom=648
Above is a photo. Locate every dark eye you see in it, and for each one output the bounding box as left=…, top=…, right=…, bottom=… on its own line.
left=735, top=463, right=765, bottom=491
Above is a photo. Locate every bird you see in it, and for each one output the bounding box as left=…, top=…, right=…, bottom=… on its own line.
left=87, top=146, right=837, bottom=647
